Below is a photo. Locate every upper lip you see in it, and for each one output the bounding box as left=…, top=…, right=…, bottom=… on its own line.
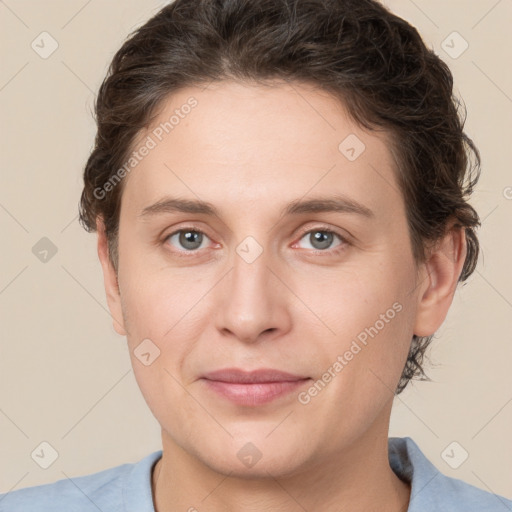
left=202, top=368, right=309, bottom=383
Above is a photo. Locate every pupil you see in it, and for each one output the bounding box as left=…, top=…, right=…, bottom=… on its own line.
left=180, top=231, right=202, bottom=250
left=311, top=231, right=332, bottom=250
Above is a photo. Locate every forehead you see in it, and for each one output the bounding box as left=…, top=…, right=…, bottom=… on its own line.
left=121, top=80, right=403, bottom=220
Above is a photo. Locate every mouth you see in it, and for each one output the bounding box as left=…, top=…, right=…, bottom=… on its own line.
left=200, top=368, right=311, bottom=406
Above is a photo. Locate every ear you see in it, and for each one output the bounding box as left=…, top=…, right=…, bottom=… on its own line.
left=413, top=223, right=467, bottom=337
left=96, top=218, right=127, bottom=336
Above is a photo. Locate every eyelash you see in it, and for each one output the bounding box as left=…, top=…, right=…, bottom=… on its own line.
left=162, top=225, right=349, bottom=258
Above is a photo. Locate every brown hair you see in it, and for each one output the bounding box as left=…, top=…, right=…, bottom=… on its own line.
left=79, top=0, right=481, bottom=394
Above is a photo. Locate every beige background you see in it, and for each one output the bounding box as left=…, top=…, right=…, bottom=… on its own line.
left=1, top=0, right=511, bottom=501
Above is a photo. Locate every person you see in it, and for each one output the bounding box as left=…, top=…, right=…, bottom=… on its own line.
left=1, top=0, right=510, bottom=511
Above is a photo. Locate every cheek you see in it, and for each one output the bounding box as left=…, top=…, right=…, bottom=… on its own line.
left=295, top=255, right=411, bottom=334
left=290, top=291, right=414, bottom=456
left=297, top=255, right=416, bottom=387
left=117, top=262, right=216, bottom=391
left=119, top=264, right=209, bottom=343
left=118, top=270, right=204, bottom=423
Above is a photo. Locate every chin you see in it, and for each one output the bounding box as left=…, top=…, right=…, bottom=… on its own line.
left=194, top=434, right=312, bottom=479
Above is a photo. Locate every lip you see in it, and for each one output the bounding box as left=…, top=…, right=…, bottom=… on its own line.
left=201, top=368, right=311, bottom=406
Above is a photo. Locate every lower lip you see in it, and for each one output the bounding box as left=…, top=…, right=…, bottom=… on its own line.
left=202, top=379, right=310, bottom=406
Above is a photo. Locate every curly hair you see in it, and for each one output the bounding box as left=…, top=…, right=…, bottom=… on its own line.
left=78, top=0, right=481, bottom=394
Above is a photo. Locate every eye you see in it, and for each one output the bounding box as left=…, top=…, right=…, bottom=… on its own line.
left=163, top=226, right=347, bottom=256
left=295, top=228, right=345, bottom=252
left=165, top=228, right=211, bottom=252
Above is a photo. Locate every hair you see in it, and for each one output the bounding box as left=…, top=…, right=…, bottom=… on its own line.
left=78, top=0, right=481, bottom=394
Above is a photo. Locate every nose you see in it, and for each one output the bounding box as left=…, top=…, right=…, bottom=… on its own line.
left=213, top=243, right=292, bottom=345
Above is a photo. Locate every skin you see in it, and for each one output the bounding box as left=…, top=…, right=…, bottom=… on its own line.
left=97, top=80, right=466, bottom=512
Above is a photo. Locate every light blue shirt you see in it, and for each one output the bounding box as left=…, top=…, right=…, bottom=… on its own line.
left=1, top=437, right=510, bottom=511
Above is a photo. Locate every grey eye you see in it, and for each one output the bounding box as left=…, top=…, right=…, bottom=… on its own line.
left=298, top=230, right=342, bottom=251
left=167, top=230, right=208, bottom=251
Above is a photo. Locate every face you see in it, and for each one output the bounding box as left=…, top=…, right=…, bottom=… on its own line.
left=99, top=80, right=455, bottom=477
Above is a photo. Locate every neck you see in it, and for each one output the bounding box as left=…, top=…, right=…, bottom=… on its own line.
left=151, top=405, right=410, bottom=512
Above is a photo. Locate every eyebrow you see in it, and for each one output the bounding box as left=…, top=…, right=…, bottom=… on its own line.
left=139, top=195, right=374, bottom=219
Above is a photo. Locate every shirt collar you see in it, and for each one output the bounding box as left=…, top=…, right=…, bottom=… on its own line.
left=123, top=450, right=162, bottom=512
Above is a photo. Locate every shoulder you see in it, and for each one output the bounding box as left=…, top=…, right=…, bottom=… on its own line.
left=0, top=451, right=162, bottom=512
left=389, top=437, right=512, bottom=512
left=0, top=464, right=128, bottom=512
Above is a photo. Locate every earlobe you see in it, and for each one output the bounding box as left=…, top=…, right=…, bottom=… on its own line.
left=413, top=225, right=467, bottom=337
left=96, top=218, right=127, bottom=336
